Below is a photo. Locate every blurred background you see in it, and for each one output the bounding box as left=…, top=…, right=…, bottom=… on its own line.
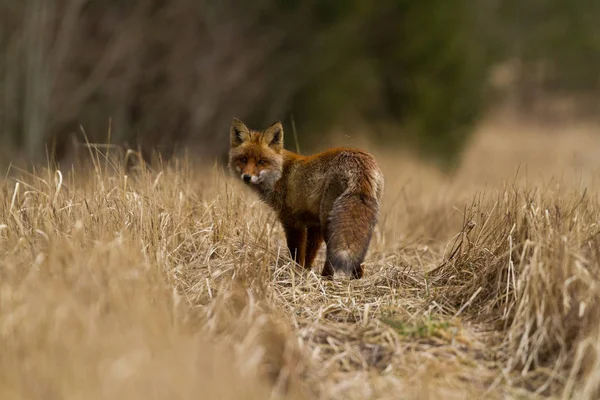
left=1, top=0, right=599, bottom=169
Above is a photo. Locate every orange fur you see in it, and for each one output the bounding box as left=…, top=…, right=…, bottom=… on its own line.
left=228, top=118, right=384, bottom=279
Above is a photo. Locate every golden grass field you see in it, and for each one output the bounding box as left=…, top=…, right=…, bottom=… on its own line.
left=2, top=117, right=600, bottom=399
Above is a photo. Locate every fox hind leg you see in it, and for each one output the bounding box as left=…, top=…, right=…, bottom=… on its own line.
left=305, top=227, right=323, bottom=270
left=284, top=225, right=307, bottom=266
left=352, top=263, right=364, bottom=279
left=321, top=259, right=334, bottom=279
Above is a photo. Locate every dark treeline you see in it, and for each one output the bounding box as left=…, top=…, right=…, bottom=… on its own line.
left=0, top=0, right=599, bottom=167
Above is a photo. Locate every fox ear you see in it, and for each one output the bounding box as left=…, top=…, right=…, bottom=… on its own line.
left=263, top=121, right=283, bottom=150
left=230, top=118, right=250, bottom=147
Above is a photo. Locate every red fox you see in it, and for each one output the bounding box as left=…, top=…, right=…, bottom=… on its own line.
left=228, top=118, right=384, bottom=279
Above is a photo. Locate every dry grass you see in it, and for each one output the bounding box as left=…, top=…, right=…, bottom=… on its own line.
left=2, top=117, right=600, bottom=399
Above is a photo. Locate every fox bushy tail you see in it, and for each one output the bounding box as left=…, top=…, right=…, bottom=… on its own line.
left=325, top=191, right=380, bottom=277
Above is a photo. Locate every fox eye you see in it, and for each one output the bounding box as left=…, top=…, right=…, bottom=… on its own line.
left=240, top=157, right=248, bottom=164
left=257, top=159, right=266, bottom=166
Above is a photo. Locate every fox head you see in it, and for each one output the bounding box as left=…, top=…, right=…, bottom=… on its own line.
left=228, top=118, right=284, bottom=193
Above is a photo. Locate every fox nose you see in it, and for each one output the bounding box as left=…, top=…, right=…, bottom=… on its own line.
left=242, top=174, right=251, bottom=182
